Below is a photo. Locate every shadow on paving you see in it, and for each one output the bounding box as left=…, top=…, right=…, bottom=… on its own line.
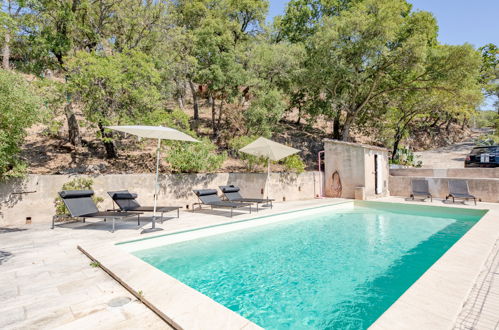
left=0, top=227, right=27, bottom=234
left=0, top=250, right=13, bottom=265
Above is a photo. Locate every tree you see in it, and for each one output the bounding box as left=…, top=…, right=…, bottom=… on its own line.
left=276, top=0, right=358, bottom=43
left=479, top=44, right=499, bottom=114
left=0, top=69, right=41, bottom=178
left=65, top=50, right=163, bottom=158
left=303, top=0, right=482, bottom=140
left=244, top=88, right=286, bottom=137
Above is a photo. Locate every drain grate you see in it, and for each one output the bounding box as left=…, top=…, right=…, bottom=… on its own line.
left=107, top=296, right=131, bottom=307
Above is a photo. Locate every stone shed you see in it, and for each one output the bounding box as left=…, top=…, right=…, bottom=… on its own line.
left=323, top=139, right=389, bottom=199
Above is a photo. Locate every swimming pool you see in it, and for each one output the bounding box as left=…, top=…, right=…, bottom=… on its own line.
left=127, top=202, right=486, bottom=329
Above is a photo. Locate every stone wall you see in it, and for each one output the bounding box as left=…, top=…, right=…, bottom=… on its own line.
left=0, top=172, right=321, bottom=226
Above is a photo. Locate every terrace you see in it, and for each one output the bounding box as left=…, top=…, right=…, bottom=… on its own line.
left=1, top=195, right=499, bottom=329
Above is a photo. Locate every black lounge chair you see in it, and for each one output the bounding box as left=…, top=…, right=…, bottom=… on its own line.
left=108, top=190, right=181, bottom=223
left=219, top=185, right=273, bottom=211
left=410, top=179, right=432, bottom=202
left=55, top=190, right=141, bottom=232
left=446, top=180, right=477, bottom=205
left=193, top=189, right=252, bottom=217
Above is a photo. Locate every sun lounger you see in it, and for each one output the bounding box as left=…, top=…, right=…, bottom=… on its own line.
left=219, top=185, right=273, bottom=211
left=445, top=180, right=477, bottom=205
left=108, top=190, right=181, bottom=222
left=55, top=190, right=141, bottom=232
left=410, top=179, right=432, bottom=202
left=193, top=189, right=252, bottom=217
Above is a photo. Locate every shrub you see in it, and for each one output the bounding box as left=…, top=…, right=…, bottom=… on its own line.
left=389, top=147, right=422, bottom=167
left=228, top=135, right=267, bottom=171
left=280, top=154, right=306, bottom=173
left=165, top=138, right=226, bottom=173
left=54, top=178, right=103, bottom=215
left=140, top=108, right=193, bottom=134
left=0, top=69, right=42, bottom=180
left=244, top=88, right=285, bottom=137
left=475, top=134, right=499, bottom=146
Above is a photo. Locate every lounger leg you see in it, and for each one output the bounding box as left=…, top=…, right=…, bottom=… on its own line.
left=177, top=208, right=179, bottom=218
left=112, top=218, right=115, bottom=233
left=51, top=216, right=55, bottom=229
left=270, top=200, right=273, bottom=209
left=161, top=211, right=164, bottom=224
left=256, top=203, right=259, bottom=212
left=430, top=195, right=432, bottom=202
left=137, top=214, right=140, bottom=226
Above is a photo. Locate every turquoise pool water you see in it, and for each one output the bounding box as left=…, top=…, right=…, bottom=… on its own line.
left=133, top=203, right=485, bottom=329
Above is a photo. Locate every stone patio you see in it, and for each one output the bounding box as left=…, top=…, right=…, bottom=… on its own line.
left=1, top=197, right=498, bottom=329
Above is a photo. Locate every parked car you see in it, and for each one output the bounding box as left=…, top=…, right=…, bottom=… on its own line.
left=465, top=145, right=499, bottom=168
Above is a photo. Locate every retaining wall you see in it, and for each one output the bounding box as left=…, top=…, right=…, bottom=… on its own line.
left=0, top=172, right=321, bottom=226
left=389, top=176, right=499, bottom=203
left=390, top=168, right=498, bottom=178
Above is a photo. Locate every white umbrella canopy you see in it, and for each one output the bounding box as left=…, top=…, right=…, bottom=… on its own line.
left=106, top=125, right=198, bottom=233
left=106, top=125, right=198, bottom=142
left=239, top=137, right=300, bottom=161
left=239, top=137, right=300, bottom=201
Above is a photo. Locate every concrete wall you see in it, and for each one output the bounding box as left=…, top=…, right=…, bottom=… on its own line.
left=390, top=168, right=499, bottom=178
left=323, top=140, right=389, bottom=199
left=324, top=141, right=364, bottom=198
left=389, top=176, right=499, bottom=203
left=0, top=172, right=321, bottom=226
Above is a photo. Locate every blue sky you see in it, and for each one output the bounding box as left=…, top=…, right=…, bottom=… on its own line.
left=268, top=0, right=499, bottom=109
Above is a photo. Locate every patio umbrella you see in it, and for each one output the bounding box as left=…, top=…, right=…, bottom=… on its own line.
left=239, top=137, right=300, bottom=200
left=106, top=125, right=198, bottom=233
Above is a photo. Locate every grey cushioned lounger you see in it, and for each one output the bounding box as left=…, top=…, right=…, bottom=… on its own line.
left=108, top=190, right=181, bottom=222
left=193, top=189, right=252, bottom=217
left=445, top=180, right=477, bottom=205
left=410, top=179, right=432, bottom=202
left=219, top=185, right=273, bottom=211
left=55, top=190, right=141, bottom=232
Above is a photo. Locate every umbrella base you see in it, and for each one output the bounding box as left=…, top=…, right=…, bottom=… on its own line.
left=140, top=227, right=164, bottom=234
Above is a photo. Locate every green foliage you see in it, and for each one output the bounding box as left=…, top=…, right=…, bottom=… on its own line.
left=89, top=261, right=100, bottom=268
left=140, top=108, right=193, bottom=134
left=0, top=69, right=42, bottom=180
left=389, top=147, right=422, bottom=167
left=475, top=135, right=499, bottom=146
left=280, top=154, right=305, bottom=173
left=66, top=50, right=163, bottom=126
left=244, top=88, right=286, bottom=137
left=228, top=135, right=267, bottom=170
left=165, top=139, right=227, bottom=173
left=475, top=111, right=498, bottom=128
left=54, top=177, right=103, bottom=215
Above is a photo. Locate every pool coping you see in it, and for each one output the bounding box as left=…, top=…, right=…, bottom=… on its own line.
left=77, top=199, right=497, bottom=330
left=369, top=199, right=499, bottom=330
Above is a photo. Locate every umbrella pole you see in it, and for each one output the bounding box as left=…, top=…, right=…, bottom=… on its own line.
left=152, top=138, right=161, bottom=229
left=266, top=158, right=270, bottom=202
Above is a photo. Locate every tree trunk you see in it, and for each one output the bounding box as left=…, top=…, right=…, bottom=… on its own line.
left=64, top=102, right=82, bottom=147
left=98, top=123, right=117, bottom=159
left=332, top=113, right=341, bottom=140
left=188, top=80, right=199, bottom=120
left=296, top=106, right=302, bottom=125
left=392, top=131, right=403, bottom=161
left=211, top=96, right=217, bottom=137
left=341, top=113, right=354, bottom=141
left=2, top=31, right=10, bottom=70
